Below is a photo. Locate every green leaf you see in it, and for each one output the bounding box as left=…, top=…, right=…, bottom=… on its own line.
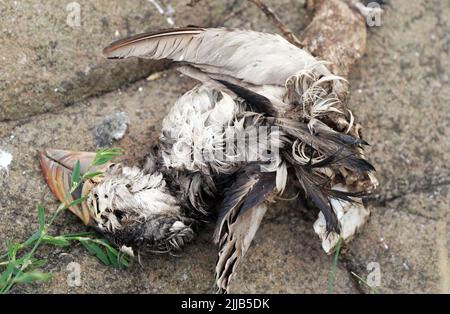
left=106, top=247, right=120, bottom=268
left=13, top=271, right=52, bottom=284
left=70, top=160, right=81, bottom=187
left=61, top=231, right=96, bottom=239
left=22, top=232, right=41, bottom=247
left=37, top=205, right=46, bottom=232
left=80, top=241, right=110, bottom=266
left=92, top=148, right=122, bottom=166
left=6, top=241, right=20, bottom=260
left=63, top=196, right=88, bottom=209
left=99, top=239, right=132, bottom=268
left=79, top=240, right=95, bottom=254
left=42, top=236, right=70, bottom=247
left=28, top=258, right=47, bottom=270
left=0, top=262, right=17, bottom=285
left=118, top=253, right=131, bottom=268
left=83, top=171, right=103, bottom=180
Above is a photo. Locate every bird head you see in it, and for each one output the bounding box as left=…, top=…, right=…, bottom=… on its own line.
left=39, top=148, right=195, bottom=251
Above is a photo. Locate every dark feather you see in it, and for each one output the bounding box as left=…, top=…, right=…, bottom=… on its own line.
left=327, top=188, right=369, bottom=201
left=317, top=129, right=369, bottom=147
left=294, top=167, right=340, bottom=233
left=277, top=118, right=375, bottom=173
left=213, top=164, right=275, bottom=242
left=215, top=79, right=278, bottom=116
left=239, top=173, right=276, bottom=215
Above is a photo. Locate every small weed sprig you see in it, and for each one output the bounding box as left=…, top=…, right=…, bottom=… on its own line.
left=0, top=148, right=132, bottom=294
left=326, top=237, right=380, bottom=294
left=327, top=236, right=343, bottom=294
left=351, top=271, right=380, bottom=294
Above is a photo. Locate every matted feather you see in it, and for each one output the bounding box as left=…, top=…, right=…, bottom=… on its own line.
left=215, top=203, right=268, bottom=293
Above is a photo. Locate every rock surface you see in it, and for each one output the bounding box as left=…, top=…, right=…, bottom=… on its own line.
left=0, top=0, right=233, bottom=122
left=0, top=0, right=449, bottom=293
left=343, top=0, right=450, bottom=293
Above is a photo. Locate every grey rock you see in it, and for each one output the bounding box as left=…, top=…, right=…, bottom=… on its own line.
left=92, top=112, right=129, bottom=148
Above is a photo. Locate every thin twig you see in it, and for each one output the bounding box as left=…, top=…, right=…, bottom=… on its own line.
left=215, top=0, right=245, bottom=26
left=248, top=0, right=303, bottom=47
left=186, top=0, right=202, bottom=7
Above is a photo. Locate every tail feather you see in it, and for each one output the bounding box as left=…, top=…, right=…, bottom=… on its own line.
left=275, top=116, right=374, bottom=233
left=278, top=118, right=374, bottom=174
left=294, top=167, right=340, bottom=233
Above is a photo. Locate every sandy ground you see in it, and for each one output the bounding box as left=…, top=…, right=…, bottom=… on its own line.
left=0, top=0, right=449, bottom=293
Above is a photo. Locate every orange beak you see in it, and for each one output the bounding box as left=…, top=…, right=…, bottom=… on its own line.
left=39, top=148, right=98, bottom=225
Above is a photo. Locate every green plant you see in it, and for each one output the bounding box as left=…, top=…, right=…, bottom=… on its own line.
left=327, top=236, right=343, bottom=294
left=351, top=271, right=380, bottom=294
left=0, top=148, right=132, bottom=294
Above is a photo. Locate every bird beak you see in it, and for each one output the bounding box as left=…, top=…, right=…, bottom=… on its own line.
left=39, top=148, right=102, bottom=225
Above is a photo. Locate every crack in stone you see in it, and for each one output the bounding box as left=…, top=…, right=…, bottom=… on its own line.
left=364, top=172, right=450, bottom=207
left=0, top=63, right=173, bottom=125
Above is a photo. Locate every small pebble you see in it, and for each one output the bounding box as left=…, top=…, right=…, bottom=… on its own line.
left=92, top=112, right=129, bottom=148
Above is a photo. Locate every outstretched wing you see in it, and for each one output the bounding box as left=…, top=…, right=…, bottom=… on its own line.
left=103, top=27, right=330, bottom=86
left=214, top=164, right=276, bottom=293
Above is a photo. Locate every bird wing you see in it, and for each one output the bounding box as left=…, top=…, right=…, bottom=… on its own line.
left=103, top=27, right=330, bottom=86
left=214, top=164, right=276, bottom=293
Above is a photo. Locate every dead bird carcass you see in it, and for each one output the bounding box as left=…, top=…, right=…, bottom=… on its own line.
left=39, top=18, right=379, bottom=292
